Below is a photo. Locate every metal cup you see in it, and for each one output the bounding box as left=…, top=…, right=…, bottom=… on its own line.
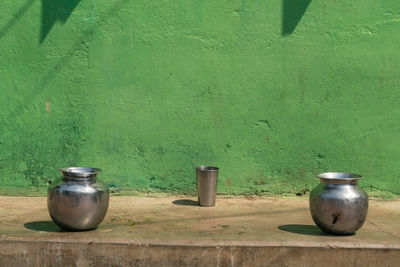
left=196, top=166, right=219, bottom=207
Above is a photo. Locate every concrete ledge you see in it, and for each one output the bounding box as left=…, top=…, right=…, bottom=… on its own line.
left=1, top=196, right=400, bottom=266
left=2, top=239, right=400, bottom=266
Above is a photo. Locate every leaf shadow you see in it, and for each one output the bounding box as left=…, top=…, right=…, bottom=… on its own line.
left=40, top=0, right=82, bottom=43
left=282, top=0, right=312, bottom=36
left=0, top=0, right=36, bottom=40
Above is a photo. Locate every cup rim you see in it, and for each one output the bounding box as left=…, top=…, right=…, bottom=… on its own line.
left=196, top=166, right=219, bottom=171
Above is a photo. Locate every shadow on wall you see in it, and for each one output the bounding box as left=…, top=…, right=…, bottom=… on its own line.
left=0, top=0, right=36, bottom=40
left=4, top=0, right=130, bottom=124
left=0, top=0, right=82, bottom=43
left=40, top=0, right=82, bottom=43
left=282, top=0, right=311, bottom=36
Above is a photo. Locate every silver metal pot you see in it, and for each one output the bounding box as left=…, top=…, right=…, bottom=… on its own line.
left=47, top=167, right=109, bottom=231
left=309, top=172, right=368, bottom=235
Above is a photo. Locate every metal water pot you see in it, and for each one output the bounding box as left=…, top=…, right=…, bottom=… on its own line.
left=48, top=167, right=109, bottom=231
left=309, top=172, right=368, bottom=235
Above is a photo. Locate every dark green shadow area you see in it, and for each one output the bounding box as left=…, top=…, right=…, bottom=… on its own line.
left=0, top=0, right=36, bottom=40
left=40, top=0, right=82, bottom=43
left=172, top=199, right=199, bottom=206
left=279, top=224, right=330, bottom=236
left=279, top=224, right=357, bottom=236
left=282, top=0, right=311, bottom=36
left=24, top=221, right=65, bottom=232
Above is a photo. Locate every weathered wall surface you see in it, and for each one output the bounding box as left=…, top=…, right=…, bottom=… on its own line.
left=0, top=0, right=399, bottom=196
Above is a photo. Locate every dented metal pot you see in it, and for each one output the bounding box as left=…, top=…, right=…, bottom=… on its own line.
left=48, top=167, right=109, bottom=231
left=309, top=172, right=368, bottom=235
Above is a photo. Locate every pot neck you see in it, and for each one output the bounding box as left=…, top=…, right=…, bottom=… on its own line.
left=317, top=172, right=362, bottom=185
left=319, top=178, right=359, bottom=185
left=59, top=167, right=102, bottom=179
left=62, top=176, right=97, bottom=182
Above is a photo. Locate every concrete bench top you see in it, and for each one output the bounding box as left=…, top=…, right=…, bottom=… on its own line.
left=1, top=196, right=400, bottom=266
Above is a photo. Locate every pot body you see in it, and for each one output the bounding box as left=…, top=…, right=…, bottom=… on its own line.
left=48, top=167, right=109, bottom=231
left=309, top=173, right=368, bottom=235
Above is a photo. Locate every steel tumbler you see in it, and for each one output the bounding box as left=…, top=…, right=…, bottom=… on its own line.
left=196, top=166, right=219, bottom=207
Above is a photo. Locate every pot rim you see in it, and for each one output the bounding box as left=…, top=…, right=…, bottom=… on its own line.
left=317, top=172, right=362, bottom=184
left=59, top=167, right=102, bottom=178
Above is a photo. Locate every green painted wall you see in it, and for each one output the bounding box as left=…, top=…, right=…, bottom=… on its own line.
left=1, top=0, right=400, bottom=196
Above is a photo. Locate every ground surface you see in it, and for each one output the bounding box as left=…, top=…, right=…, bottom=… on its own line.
left=1, top=196, right=400, bottom=246
left=2, top=196, right=400, bottom=266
